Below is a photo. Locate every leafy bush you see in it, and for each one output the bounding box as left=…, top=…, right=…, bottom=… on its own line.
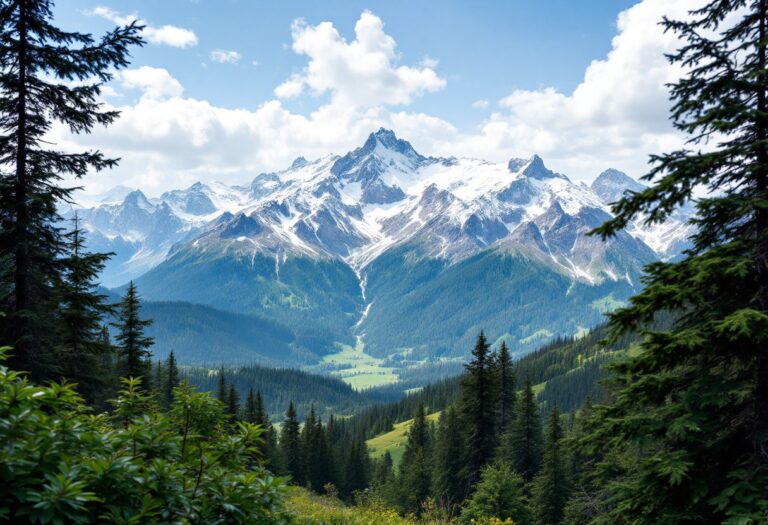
left=0, top=348, right=289, bottom=524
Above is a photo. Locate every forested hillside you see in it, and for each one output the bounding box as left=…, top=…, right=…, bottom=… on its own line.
left=0, top=0, right=766, bottom=524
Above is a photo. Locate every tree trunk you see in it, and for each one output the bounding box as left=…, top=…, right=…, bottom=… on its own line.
left=12, top=0, right=29, bottom=370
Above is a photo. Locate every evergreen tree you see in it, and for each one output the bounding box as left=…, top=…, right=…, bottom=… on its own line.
left=244, top=387, right=257, bottom=423
left=55, top=214, right=113, bottom=401
left=398, top=404, right=432, bottom=515
left=460, top=331, right=497, bottom=486
left=459, top=462, right=532, bottom=525
left=227, top=383, right=239, bottom=420
left=531, top=406, right=569, bottom=525
left=586, top=1, right=768, bottom=521
left=300, top=406, right=318, bottom=488
left=165, top=350, right=179, bottom=407
left=499, top=378, right=542, bottom=483
left=112, top=282, right=153, bottom=380
left=216, top=367, right=227, bottom=403
left=496, top=341, right=517, bottom=433
left=280, top=401, right=302, bottom=483
left=343, top=438, right=370, bottom=498
left=0, top=0, right=142, bottom=379
left=432, top=405, right=467, bottom=511
left=254, top=390, right=267, bottom=427
left=373, top=450, right=395, bottom=487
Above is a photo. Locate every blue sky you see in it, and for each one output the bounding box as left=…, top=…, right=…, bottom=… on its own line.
left=57, top=1, right=636, bottom=130
left=52, top=0, right=696, bottom=195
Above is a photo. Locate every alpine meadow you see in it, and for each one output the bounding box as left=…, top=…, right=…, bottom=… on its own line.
left=0, top=0, right=767, bottom=524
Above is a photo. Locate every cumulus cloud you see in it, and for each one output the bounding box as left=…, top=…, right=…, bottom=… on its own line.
left=119, top=67, right=184, bottom=99
left=274, top=10, right=446, bottom=106
left=88, top=6, right=198, bottom=48
left=62, top=2, right=702, bottom=196
left=210, top=50, right=242, bottom=64
left=437, top=0, right=703, bottom=181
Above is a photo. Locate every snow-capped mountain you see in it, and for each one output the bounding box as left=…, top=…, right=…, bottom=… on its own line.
left=75, top=129, right=695, bottom=365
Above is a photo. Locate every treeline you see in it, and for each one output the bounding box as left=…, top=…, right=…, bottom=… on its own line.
left=184, top=363, right=374, bottom=420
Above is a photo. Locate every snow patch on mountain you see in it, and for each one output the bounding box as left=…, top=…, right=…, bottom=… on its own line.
left=76, top=129, right=695, bottom=287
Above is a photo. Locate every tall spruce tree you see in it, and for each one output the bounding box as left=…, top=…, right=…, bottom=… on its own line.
left=227, top=384, right=239, bottom=420
left=499, top=378, right=542, bottom=483
left=398, top=404, right=433, bottom=515
left=56, top=214, right=113, bottom=400
left=496, top=341, right=517, bottom=433
left=112, top=281, right=153, bottom=380
left=460, top=331, right=497, bottom=486
left=165, top=350, right=179, bottom=407
left=432, top=405, right=467, bottom=512
left=0, top=0, right=142, bottom=379
left=280, top=401, right=302, bottom=483
left=531, top=406, right=569, bottom=525
left=216, top=367, right=227, bottom=403
left=343, top=438, right=369, bottom=498
left=244, top=387, right=257, bottom=423
left=587, top=1, right=768, bottom=521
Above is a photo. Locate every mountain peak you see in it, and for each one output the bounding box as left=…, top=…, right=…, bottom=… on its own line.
left=361, top=128, right=422, bottom=158
left=591, top=169, right=646, bottom=204
left=522, top=154, right=560, bottom=180
left=291, top=156, right=308, bottom=169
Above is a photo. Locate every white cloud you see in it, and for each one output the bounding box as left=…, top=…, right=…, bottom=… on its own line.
left=472, top=99, right=489, bottom=109
left=437, top=0, right=702, bottom=181
left=88, top=6, right=198, bottom=48
left=274, top=10, right=446, bottom=106
left=62, top=2, right=702, bottom=195
left=119, top=67, right=183, bottom=99
left=210, top=50, right=242, bottom=64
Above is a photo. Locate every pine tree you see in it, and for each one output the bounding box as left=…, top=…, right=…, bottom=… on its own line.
left=398, top=404, right=432, bottom=515
left=112, top=282, right=153, bottom=381
left=280, top=401, right=302, bottom=483
left=55, top=214, right=113, bottom=401
left=496, top=341, right=517, bottom=433
left=531, top=406, right=569, bottom=525
left=244, top=387, right=257, bottom=423
left=254, top=390, right=267, bottom=427
left=459, top=462, right=532, bottom=525
left=0, top=0, right=142, bottom=379
left=586, top=1, right=768, bottom=521
left=216, top=367, right=227, bottom=403
left=165, top=350, right=179, bottom=407
left=227, top=384, right=239, bottom=420
left=499, top=378, right=542, bottom=483
left=460, top=331, right=497, bottom=486
left=300, top=406, right=318, bottom=488
left=343, top=438, right=369, bottom=498
left=432, top=405, right=467, bottom=511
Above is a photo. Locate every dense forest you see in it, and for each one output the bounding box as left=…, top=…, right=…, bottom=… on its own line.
left=0, top=0, right=767, bottom=523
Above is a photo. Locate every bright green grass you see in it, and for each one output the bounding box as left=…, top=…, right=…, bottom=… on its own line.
left=366, top=411, right=442, bottom=466
left=321, top=338, right=400, bottom=390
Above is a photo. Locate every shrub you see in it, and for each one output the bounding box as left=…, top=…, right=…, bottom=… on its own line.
left=0, top=348, right=289, bottom=524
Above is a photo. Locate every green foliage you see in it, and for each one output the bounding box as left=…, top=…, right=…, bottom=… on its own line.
left=583, top=1, right=768, bottom=523
left=459, top=462, right=532, bottom=525
left=112, top=282, right=154, bottom=380
left=531, top=406, right=569, bottom=525
left=0, top=347, right=289, bottom=523
left=398, top=405, right=433, bottom=515
left=460, top=332, right=498, bottom=486
left=499, top=379, right=542, bottom=483
left=0, top=0, right=141, bottom=382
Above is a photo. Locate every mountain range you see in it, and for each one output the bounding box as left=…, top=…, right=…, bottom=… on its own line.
left=71, top=129, right=694, bottom=385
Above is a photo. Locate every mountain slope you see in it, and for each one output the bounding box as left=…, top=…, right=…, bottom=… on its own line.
left=79, top=129, right=694, bottom=378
